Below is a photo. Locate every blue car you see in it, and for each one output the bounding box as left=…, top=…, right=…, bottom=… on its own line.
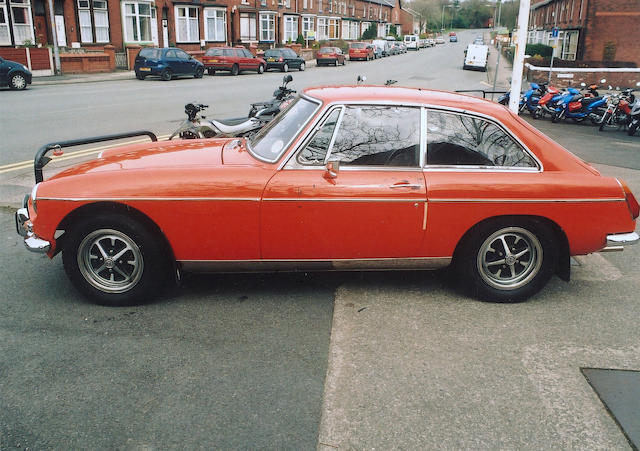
left=0, top=56, right=32, bottom=90
left=134, top=47, right=205, bottom=81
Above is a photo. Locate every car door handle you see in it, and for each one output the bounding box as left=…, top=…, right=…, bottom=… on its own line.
left=389, top=181, right=422, bottom=189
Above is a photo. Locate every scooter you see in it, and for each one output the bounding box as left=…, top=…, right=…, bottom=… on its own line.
left=498, top=83, right=545, bottom=114
left=168, top=75, right=296, bottom=140
left=550, top=83, right=608, bottom=124
left=532, top=85, right=566, bottom=119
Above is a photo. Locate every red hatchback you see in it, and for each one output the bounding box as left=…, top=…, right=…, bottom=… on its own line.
left=317, top=47, right=346, bottom=66
left=349, top=42, right=375, bottom=61
left=201, top=47, right=266, bottom=76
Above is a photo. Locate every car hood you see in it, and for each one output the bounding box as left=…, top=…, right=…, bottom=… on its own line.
left=48, top=137, right=262, bottom=180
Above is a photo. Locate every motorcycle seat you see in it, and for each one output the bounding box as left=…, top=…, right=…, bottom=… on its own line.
left=214, top=117, right=250, bottom=127
left=581, top=97, right=602, bottom=106
left=211, top=118, right=257, bottom=135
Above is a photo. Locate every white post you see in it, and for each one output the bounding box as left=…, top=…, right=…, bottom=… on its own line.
left=47, top=0, right=61, bottom=74
left=508, top=0, right=530, bottom=113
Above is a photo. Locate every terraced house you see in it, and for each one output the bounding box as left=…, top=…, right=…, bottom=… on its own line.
left=0, top=0, right=413, bottom=64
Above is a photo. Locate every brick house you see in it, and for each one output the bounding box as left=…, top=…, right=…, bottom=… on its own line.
left=528, top=0, right=640, bottom=65
left=1, top=0, right=414, bottom=60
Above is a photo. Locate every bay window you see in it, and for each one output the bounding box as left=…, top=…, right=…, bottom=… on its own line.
left=175, top=6, right=199, bottom=43
left=205, top=7, right=225, bottom=42
left=240, top=12, right=256, bottom=41
left=328, top=17, right=338, bottom=39
left=317, top=16, right=327, bottom=40
left=9, top=0, right=33, bottom=45
left=283, top=15, right=297, bottom=43
left=302, top=16, right=314, bottom=39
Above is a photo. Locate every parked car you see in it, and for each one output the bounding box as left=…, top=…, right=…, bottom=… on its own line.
left=316, top=47, right=346, bottom=66
left=450, top=35, right=458, bottom=42
left=202, top=46, right=265, bottom=76
left=463, top=44, right=489, bottom=71
left=134, top=47, right=204, bottom=81
left=17, top=86, right=639, bottom=306
left=372, top=39, right=392, bottom=57
left=264, top=48, right=306, bottom=72
left=404, top=34, right=419, bottom=51
left=0, top=56, right=32, bottom=90
left=435, top=36, right=445, bottom=44
left=371, top=43, right=384, bottom=59
left=349, top=42, right=375, bottom=60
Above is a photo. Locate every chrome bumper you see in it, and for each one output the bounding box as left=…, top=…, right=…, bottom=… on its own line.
left=15, top=206, right=51, bottom=253
left=601, top=232, right=640, bottom=252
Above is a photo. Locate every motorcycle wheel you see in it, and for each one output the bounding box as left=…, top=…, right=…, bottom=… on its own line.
left=628, top=121, right=638, bottom=136
left=599, top=112, right=611, bottom=131
left=571, top=117, right=585, bottom=123
left=551, top=112, right=561, bottom=123
left=532, top=108, right=541, bottom=119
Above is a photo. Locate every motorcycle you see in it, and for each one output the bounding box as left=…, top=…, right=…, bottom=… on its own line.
left=598, top=86, right=636, bottom=132
left=168, top=75, right=296, bottom=140
left=550, top=82, right=607, bottom=124
left=498, top=83, right=545, bottom=114
left=627, top=97, right=640, bottom=136
left=532, top=85, right=572, bottom=119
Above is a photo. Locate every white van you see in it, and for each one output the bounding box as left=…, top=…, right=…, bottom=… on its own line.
left=463, top=44, right=489, bottom=71
left=404, top=34, right=419, bottom=51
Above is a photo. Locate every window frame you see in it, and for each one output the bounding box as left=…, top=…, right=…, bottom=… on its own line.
left=259, top=11, right=275, bottom=42
left=204, top=7, right=226, bottom=42
left=283, top=15, right=298, bottom=43
left=77, top=0, right=109, bottom=43
left=175, top=5, right=199, bottom=43
left=123, top=1, right=152, bottom=43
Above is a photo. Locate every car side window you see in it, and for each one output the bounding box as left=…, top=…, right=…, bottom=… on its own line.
left=176, top=50, right=189, bottom=60
left=223, top=49, right=233, bottom=57
left=425, top=110, right=537, bottom=168
left=297, top=108, right=342, bottom=165
left=327, top=105, right=421, bottom=167
left=165, top=50, right=177, bottom=58
left=242, top=49, right=254, bottom=58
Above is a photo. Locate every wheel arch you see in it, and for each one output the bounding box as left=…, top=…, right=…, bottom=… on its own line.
left=56, top=202, right=177, bottom=271
left=451, top=214, right=570, bottom=282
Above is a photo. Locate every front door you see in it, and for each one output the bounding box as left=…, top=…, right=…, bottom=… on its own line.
left=54, top=14, right=66, bottom=46
left=262, top=104, right=426, bottom=260
left=150, top=7, right=159, bottom=46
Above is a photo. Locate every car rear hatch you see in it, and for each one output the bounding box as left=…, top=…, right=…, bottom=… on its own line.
left=135, top=48, right=161, bottom=69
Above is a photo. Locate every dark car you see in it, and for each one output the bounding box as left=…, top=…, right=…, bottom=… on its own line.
left=134, top=47, right=204, bottom=81
left=264, top=48, right=306, bottom=72
left=0, top=56, right=32, bottom=90
left=316, top=47, right=346, bottom=66
left=202, top=47, right=266, bottom=76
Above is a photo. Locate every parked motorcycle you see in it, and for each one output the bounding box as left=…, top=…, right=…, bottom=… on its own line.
left=550, top=82, right=607, bottom=124
left=168, top=75, right=296, bottom=140
left=532, top=85, right=569, bottom=119
left=598, top=86, right=636, bottom=132
left=627, top=97, right=640, bottom=136
left=498, top=83, right=545, bottom=114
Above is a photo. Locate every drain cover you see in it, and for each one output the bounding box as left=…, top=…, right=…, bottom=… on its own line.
left=581, top=368, right=640, bottom=449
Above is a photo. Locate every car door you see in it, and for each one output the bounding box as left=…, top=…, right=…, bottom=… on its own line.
left=164, top=49, right=180, bottom=73
left=0, top=58, right=8, bottom=84
left=241, top=48, right=258, bottom=70
left=262, top=104, right=427, bottom=260
left=175, top=49, right=194, bottom=74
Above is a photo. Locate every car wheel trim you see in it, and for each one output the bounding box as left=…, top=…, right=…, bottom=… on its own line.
left=299, top=62, right=305, bottom=71
left=77, top=229, right=144, bottom=294
left=476, top=227, right=543, bottom=291
left=11, top=74, right=26, bottom=89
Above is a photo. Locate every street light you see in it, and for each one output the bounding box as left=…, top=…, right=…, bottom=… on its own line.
left=441, top=3, right=456, bottom=32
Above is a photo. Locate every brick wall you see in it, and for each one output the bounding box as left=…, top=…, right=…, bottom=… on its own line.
left=583, top=0, right=640, bottom=65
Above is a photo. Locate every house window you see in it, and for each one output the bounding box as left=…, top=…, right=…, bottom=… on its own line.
left=123, top=1, right=152, bottom=42
left=78, top=0, right=109, bottom=43
left=317, top=16, right=327, bottom=40
left=303, top=0, right=307, bottom=8
left=240, top=12, right=256, bottom=41
left=9, top=0, right=34, bottom=45
left=205, top=8, right=225, bottom=42
left=328, top=18, right=338, bottom=39
left=361, top=21, right=369, bottom=36
left=561, top=29, right=578, bottom=60
left=341, top=20, right=348, bottom=39
left=259, top=12, right=275, bottom=42
left=283, top=15, right=297, bottom=43
left=302, top=16, right=314, bottom=39
left=349, top=20, right=357, bottom=38
left=0, top=3, right=10, bottom=45
left=318, top=0, right=322, bottom=12
left=175, top=6, right=198, bottom=43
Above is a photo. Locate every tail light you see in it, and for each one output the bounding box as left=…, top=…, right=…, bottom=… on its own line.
left=279, top=57, right=284, bottom=62
left=620, top=179, right=640, bottom=219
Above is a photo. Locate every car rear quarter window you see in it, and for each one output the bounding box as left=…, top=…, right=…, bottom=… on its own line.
left=139, top=48, right=160, bottom=58
left=425, top=110, right=537, bottom=168
left=206, top=48, right=223, bottom=56
left=327, top=106, right=421, bottom=167
left=223, top=49, right=234, bottom=56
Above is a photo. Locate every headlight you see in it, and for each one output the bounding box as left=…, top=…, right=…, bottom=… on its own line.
left=31, top=183, right=40, bottom=213
left=22, top=65, right=29, bottom=72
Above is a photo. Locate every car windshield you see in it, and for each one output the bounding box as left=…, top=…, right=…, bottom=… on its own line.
left=248, top=97, right=320, bottom=162
left=351, top=43, right=366, bottom=49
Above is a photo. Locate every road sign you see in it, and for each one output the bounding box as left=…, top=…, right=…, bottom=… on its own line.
left=552, top=27, right=559, bottom=38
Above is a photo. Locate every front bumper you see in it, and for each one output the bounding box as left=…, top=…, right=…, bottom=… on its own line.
left=15, top=205, right=50, bottom=254
left=601, top=232, right=640, bottom=252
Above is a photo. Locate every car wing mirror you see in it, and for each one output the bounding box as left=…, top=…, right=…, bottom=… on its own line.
left=324, top=160, right=340, bottom=179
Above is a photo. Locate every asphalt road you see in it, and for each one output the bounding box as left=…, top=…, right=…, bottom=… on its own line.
left=2, top=29, right=640, bottom=449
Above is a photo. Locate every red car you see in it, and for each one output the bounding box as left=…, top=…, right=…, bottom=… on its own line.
left=349, top=42, right=375, bottom=61
left=201, top=46, right=266, bottom=76
left=316, top=47, right=346, bottom=66
left=16, top=86, right=639, bottom=306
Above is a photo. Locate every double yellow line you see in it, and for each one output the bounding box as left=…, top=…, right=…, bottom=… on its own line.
left=0, top=134, right=171, bottom=175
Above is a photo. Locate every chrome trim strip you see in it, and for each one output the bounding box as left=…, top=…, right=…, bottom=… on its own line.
left=606, top=232, right=639, bottom=246
left=422, top=167, right=539, bottom=173
left=429, top=198, right=625, bottom=203
left=420, top=107, right=427, bottom=168
left=262, top=197, right=422, bottom=202
left=37, top=197, right=261, bottom=202
left=179, top=257, right=452, bottom=273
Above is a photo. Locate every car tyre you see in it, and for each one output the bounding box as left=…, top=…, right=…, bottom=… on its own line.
left=455, top=218, right=558, bottom=303
left=160, top=69, right=172, bottom=81
left=282, top=63, right=289, bottom=72
left=135, top=71, right=145, bottom=80
left=207, top=68, right=216, bottom=76
left=299, top=62, right=305, bottom=71
left=9, top=72, right=27, bottom=90
left=230, top=64, right=239, bottom=76
left=342, top=58, right=346, bottom=65
left=62, top=213, right=173, bottom=306
left=257, top=64, right=265, bottom=74
left=194, top=67, right=204, bottom=78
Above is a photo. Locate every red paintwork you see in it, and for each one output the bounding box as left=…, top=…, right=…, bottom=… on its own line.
left=348, top=42, right=374, bottom=60
left=29, top=86, right=637, bottom=267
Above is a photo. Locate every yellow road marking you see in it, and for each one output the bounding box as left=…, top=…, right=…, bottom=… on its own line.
left=0, top=134, right=171, bottom=174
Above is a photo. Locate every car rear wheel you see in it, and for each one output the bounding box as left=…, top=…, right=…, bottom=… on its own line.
left=230, top=64, right=239, bottom=76
left=456, top=218, right=558, bottom=303
left=160, top=69, right=172, bottom=81
left=9, top=72, right=27, bottom=90
left=135, top=71, right=145, bottom=80
left=299, top=62, right=305, bottom=71
left=282, top=63, right=289, bottom=72
left=194, top=67, right=204, bottom=78
left=207, top=68, right=215, bottom=75
left=257, top=64, right=265, bottom=74
left=62, top=213, right=173, bottom=306
left=342, top=58, right=346, bottom=65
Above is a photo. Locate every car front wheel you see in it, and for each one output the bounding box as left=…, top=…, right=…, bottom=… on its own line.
left=194, top=67, right=204, bottom=78
left=282, top=63, right=289, bottom=72
left=299, top=62, right=305, bottom=71
left=257, top=64, right=265, bottom=74
left=62, top=213, right=172, bottom=306
left=230, top=64, right=239, bottom=76
left=9, top=72, right=27, bottom=90
left=456, top=218, right=558, bottom=302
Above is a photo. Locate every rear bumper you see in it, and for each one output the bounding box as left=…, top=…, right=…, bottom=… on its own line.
left=601, top=232, right=640, bottom=252
left=317, top=58, right=337, bottom=64
left=15, top=206, right=50, bottom=254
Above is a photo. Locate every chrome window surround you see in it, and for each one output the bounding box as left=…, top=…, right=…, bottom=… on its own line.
left=280, top=99, right=543, bottom=172
left=289, top=105, right=345, bottom=169
left=246, top=95, right=322, bottom=164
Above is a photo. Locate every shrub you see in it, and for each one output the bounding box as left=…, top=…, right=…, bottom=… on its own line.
left=362, top=23, right=377, bottom=40
left=296, top=34, right=305, bottom=45
left=525, top=43, right=553, bottom=58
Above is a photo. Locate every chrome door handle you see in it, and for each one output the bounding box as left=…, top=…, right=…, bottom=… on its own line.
left=389, top=181, right=422, bottom=190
